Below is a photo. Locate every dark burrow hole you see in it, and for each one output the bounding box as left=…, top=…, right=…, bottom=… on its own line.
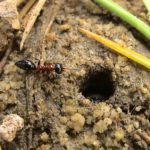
left=80, top=68, right=116, bottom=102
left=66, top=128, right=78, bottom=138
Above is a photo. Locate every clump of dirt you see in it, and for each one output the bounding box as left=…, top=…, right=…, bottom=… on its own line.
left=0, top=29, right=8, bottom=53
left=0, top=0, right=150, bottom=149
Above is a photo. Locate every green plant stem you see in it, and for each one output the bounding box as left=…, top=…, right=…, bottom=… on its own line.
left=94, top=0, right=150, bottom=40
left=143, top=0, right=150, bottom=14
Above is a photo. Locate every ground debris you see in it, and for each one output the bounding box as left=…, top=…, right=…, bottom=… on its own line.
left=0, top=0, right=20, bottom=29
left=0, top=29, right=8, bottom=53
left=137, top=130, right=150, bottom=144
left=0, top=39, right=13, bottom=74
left=81, top=0, right=102, bottom=14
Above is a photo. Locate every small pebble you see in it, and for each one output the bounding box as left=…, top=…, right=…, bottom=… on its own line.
left=115, top=128, right=124, bottom=141
left=69, top=113, right=85, bottom=132
left=40, top=132, right=49, bottom=142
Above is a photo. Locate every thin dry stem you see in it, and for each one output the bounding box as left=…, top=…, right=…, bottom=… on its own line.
left=22, top=3, right=36, bottom=28
left=19, top=0, right=36, bottom=19
left=40, top=0, right=61, bottom=64
left=44, top=1, right=61, bottom=36
left=0, top=40, right=13, bottom=74
left=16, top=0, right=25, bottom=6
left=20, top=0, right=47, bottom=50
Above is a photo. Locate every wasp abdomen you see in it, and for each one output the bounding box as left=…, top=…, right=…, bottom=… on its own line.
left=15, top=60, right=36, bottom=71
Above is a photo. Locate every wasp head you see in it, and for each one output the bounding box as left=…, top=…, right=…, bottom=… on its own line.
left=54, top=64, right=64, bottom=74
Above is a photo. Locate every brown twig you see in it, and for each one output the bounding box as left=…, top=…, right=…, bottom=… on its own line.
left=24, top=0, right=61, bottom=64
left=0, top=40, right=13, bottom=74
left=43, top=0, right=61, bottom=36
left=38, top=0, right=61, bottom=64
left=20, top=0, right=47, bottom=50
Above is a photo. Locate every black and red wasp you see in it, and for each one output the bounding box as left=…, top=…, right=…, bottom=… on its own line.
left=15, top=60, right=64, bottom=74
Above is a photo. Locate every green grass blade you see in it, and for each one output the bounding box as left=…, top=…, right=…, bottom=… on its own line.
left=143, top=0, right=150, bottom=13
left=94, top=0, right=150, bottom=40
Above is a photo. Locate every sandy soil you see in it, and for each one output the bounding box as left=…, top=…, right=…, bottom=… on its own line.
left=0, top=0, right=150, bottom=149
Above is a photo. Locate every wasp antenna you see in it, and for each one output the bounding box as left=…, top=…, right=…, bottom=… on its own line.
left=63, top=67, right=80, bottom=71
